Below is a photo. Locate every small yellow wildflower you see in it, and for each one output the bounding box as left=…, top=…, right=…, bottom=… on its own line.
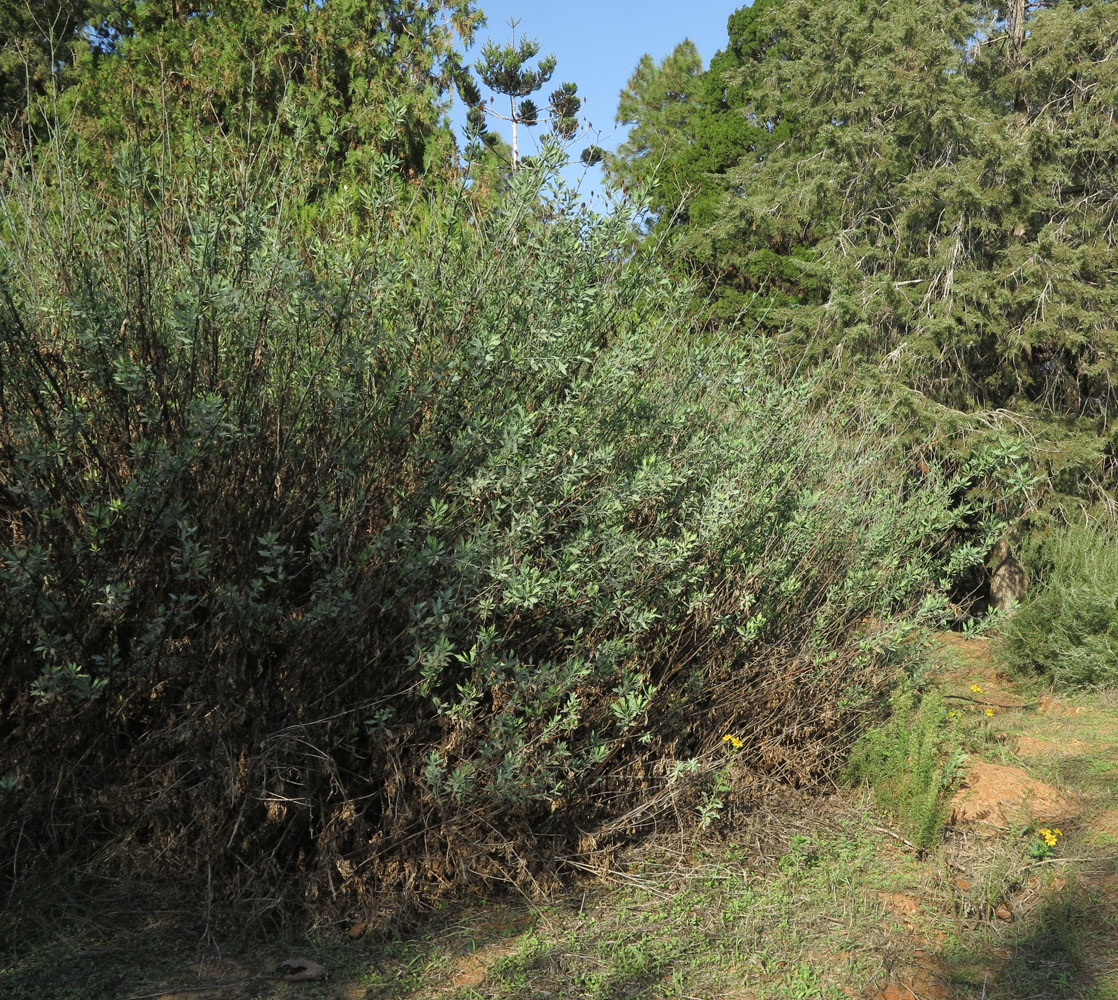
left=1029, top=826, right=1062, bottom=859
left=985, top=707, right=995, bottom=717
left=722, top=734, right=743, bottom=750
left=970, top=684, right=984, bottom=694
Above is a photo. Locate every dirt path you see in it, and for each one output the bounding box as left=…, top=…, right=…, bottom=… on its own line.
left=887, top=632, right=1118, bottom=1000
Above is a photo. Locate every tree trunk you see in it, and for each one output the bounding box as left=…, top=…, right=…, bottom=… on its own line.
left=1008, top=0, right=1027, bottom=52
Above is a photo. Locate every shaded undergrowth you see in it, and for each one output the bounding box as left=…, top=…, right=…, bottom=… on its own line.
left=5, top=634, right=1118, bottom=1000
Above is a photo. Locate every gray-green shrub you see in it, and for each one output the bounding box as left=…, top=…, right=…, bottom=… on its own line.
left=0, top=131, right=985, bottom=927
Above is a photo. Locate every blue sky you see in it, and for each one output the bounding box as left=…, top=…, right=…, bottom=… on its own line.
left=452, top=1, right=743, bottom=202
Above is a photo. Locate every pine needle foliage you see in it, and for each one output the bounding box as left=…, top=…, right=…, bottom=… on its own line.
left=618, top=0, right=1118, bottom=438
left=0, top=123, right=978, bottom=929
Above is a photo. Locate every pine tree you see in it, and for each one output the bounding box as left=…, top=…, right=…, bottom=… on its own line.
left=609, top=0, right=1118, bottom=443
left=57, top=1, right=483, bottom=193
left=677, top=0, right=1118, bottom=437
left=605, top=40, right=703, bottom=210
left=604, top=2, right=794, bottom=314
left=0, top=1, right=109, bottom=125
left=473, top=19, right=595, bottom=170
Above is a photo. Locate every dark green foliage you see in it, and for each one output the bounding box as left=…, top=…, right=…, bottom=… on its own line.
left=548, top=81, right=581, bottom=140
left=668, top=0, right=801, bottom=317
left=580, top=144, right=605, bottom=167
left=474, top=23, right=555, bottom=168
left=56, top=0, right=482, bottom=191
left=604, top=3, right=800, bottom=317
left=692, top=0, right=987, bottom=339
left=0, top=1, right=108, bottom=124
left=671, top=0, right=791, bottom=240
left=774, top=1, right=1116, bottom=420
left=477, top=30, right=556, bottom=100
left=610, top=0, right=1118, bottom=442
left=605, top=39, right=704, bottom=208
left=0, top=120, right=976, bottom=926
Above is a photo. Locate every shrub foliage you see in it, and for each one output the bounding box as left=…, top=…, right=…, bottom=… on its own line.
left=1001, top=519, right=1118, bottom=689
left=0, top=129, right=977, bottom=928
left=844, top=686, right=961, bottom=851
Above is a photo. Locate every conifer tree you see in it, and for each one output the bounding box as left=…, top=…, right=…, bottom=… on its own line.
left=605, top=39, right=703, bottom=207
left=611, top=0, right=1118, bottom=439
left=604, top=2, right=792, bottom=312
left=473, top=19, right=596, bottom=170
left=0, top=0, right=108, bottom=124
left=57, top=1, right=483, bottom=193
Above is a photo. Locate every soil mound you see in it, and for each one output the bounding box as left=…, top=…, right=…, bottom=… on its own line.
left=950, top=761, right=1080, bottom=831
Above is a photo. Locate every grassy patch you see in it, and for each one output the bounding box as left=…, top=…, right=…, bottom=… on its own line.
left=430, top=804, right=900, bottom=1000
left=6, top=636, right=1118, bottom=1000
left=0, top=794, right=916, bottom=1000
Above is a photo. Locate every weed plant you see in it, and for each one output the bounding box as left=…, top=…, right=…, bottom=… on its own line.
left=0, top=124, right=993, bottom=929
left=844, top=688, right=962, bottom=850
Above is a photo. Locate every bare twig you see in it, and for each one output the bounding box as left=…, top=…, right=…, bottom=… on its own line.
left=942, top=694, right=1041, bottom=710
left=124, top=979, right=262, bottom=1000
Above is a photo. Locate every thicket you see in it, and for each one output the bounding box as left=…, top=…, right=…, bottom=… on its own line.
left=0, top=110, right=1004, bottom=931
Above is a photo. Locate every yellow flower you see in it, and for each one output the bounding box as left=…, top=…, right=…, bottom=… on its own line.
left=1039, top=827, right=1060, bottom=848
left=970, top=684, right=984, bottom=694
left=985, top=707, right=995, bottom=717
left=722, top=734, right=743, bottom=750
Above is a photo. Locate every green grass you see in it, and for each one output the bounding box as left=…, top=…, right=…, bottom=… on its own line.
left=429, top=814, right=898, bottom=1000
left=0, top=797, right=909, bottom=1000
